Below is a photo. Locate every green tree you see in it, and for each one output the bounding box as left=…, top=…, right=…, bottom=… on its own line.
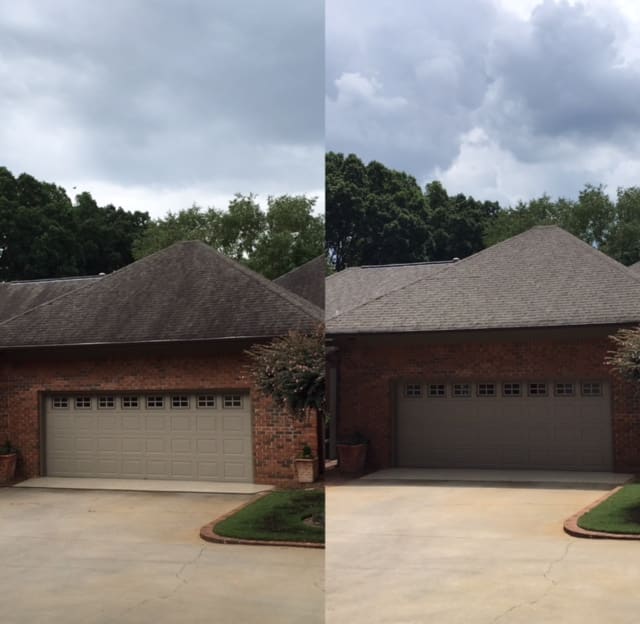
left=132, top=193, right=323, bottom=279
left=0, top=167, right=149, bottom=281
left=248, top=195, right=324, bottom=279
left=426, top=181, right=500, bottom=261
left=602, top=187, right=640, bottom=265
left=326, top=152, right=431, bottom=269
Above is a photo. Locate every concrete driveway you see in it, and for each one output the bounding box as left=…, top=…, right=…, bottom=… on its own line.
left=327, top=475, right=640, bottom=624
left=0, top=488, right=323, bottom=624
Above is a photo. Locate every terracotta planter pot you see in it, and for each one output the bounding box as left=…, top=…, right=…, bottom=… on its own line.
left=0, top=453, right=17, bottom=484
left=294, top=458, right=319, bottom=484
left=336, top=443, right=367, bottom=475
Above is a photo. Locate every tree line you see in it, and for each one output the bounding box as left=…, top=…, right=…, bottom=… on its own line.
left=326, top=151, right=640, bottom=270
left=0, top=167, right=323, bottom=281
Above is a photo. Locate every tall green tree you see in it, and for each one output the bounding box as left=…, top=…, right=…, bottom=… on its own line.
left=326, top=152, right=432, bottom=269
left=0, top=167, right=149, bottom=281
left=132, top=193, right=323, bottom=279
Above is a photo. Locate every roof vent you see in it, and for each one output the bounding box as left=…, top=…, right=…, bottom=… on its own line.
left=452, top=257, right=460, bottom=262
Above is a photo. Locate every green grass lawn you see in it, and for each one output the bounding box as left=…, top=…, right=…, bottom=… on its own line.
left=578, top=484, right=640, bottom=534
left=214, top=489, right=325, bottom=543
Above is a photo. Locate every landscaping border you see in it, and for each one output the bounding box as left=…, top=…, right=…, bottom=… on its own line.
left=199, top=490, right=325, bottom=549
left=564, top=484, right=640, bottom=540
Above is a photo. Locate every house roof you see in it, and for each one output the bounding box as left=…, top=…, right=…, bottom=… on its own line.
left=0, top=276, right=102, bottom=323
left=326, top=261, right=452, bottom=320
left=274, top=256, right=325, bottom=309
left=629, top=261, right=640, bottom=275
left=327, top=226, right=640, bottom=335
left=0, top=241, right=322, bottom=349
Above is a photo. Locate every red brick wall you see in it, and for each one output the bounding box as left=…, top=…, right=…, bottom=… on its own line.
left=334, top=331, right=640, bottom=473
left=0, top=347, right=317, bottom=486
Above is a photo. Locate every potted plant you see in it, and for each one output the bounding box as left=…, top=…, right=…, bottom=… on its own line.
left=0, top=440, right=18, bottom=484
left=336, top=432, right=368, bottom=475
left=294, top=444, right=319, bottom=484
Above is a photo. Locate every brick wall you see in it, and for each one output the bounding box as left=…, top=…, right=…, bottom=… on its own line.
left=334, top=331, right=640, bottom=473
left=0, top=346, right=317, bottom=486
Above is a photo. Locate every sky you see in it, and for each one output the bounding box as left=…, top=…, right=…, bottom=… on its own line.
left=326, top=0, right=640, bottom=207
left=0, top=0, right=324, bottom=218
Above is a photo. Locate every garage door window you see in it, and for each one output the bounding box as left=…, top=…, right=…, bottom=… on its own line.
left=75, top=397, right=91, bottom=409
left=528, top=383, right=547, bottom=396
left=428, top=384, right=446, bottom=397
left=52, top=397, right=69, bottom=409
left=555, top=383, right=574, bottom=397
left=477, top=383, right=496, bottom=397
left=503, top=383, right=521, bottom=397
left=98, top=396, right=115, bottom=409
left=197, top=395, right=216, bottom=408
left=452, top=383, right=471, bottom=397
left=122, top=396, right=139, bottom=409
left=224, top=394, right=243, bottom=408
left=405, top=384, right=422, bottom=398
left=582, top=382, right=602, bottom=397
left=146, top=396, right=164, bottom=408
left=171, top=395, right=189, bottom=409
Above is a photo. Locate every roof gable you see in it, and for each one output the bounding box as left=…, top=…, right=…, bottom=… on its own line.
left=0, top=242, right=322, bottom=348
left=327, top=226, right=640, bottom=334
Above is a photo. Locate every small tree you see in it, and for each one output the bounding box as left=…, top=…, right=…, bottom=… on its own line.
left=246, top=325, right=325, bottom=420
left=606, top=327, right=640, bottom=381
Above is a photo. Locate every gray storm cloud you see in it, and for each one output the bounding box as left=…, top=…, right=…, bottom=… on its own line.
left=0, top=0, right=324, bottom=213
left=326, top=0, right=640, bottom=204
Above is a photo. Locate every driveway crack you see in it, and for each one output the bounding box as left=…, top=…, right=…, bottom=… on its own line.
left=492, top=541, right=572, bottom=623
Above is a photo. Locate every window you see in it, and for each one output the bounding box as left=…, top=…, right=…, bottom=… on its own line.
left=428, top=384, right=446, bottom=397
left=75, top=396, right=91, bottom=409
left=582, top=382, right=602, bottom=397
left=555, top=383, right=574, bottom=397
left=121, top=396, right=139, bottom=409
left=98, top=396, right=115, bottom=409
left=171, top=395, right=189, bottom=409
left=502, top=383, right=521, bottom=397
left=197, top=395, right=216, bottom=408
left=223, top=394, right=242, bottom=408
left=405, top=383, right=422, bottom=398
left=477, top=383, right=496, bottom=397
left=528, top=383, right=547, bottom=397
left=146, top=396, right=164, bottom=408
left=453, top=383, right=471, bottom=397
left=52, top=397, right=69, bottom=409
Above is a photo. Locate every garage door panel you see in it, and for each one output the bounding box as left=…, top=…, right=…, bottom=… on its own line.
left=122, top=415, right=143, bottom=430
left=397, top=381, right=612, bottom=471
left=45, top=392, right=253, bottom=482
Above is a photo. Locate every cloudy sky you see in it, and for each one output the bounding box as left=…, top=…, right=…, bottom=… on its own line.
left=0, top=0, right=324, bottom=217
left=327, top=0, right=640, bottom=206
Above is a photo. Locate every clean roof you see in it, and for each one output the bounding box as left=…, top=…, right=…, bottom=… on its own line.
left=327, top=226, right=640, bottom=334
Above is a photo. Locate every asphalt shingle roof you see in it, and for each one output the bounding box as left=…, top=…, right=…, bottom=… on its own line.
left=0, top=241, right=322, bottom=348
left=327, top=226, right=640, bottom=334
left=0, top=276, right=102, bottom=323
left=326, top=261, right=452, bottom=320
left=274, top=256, right=325, bottom=309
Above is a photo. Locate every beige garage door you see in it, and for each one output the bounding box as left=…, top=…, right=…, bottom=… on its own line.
left=45, top=392, right=253, bottom=482
left=396, top=381, right=612, bottom=471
